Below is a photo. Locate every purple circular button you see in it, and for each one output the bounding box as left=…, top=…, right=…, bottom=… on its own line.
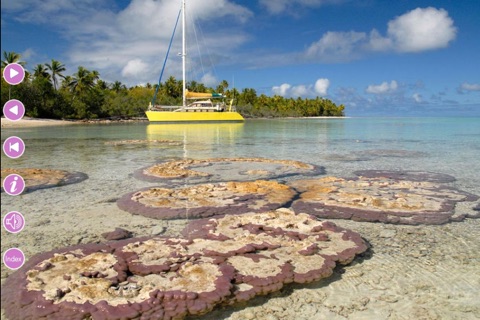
left=2, top=174, right=25, bottom=196
left=3, top=63, right=25, bottom=85
left=3, top=248, right=25, bottom=270
left=3, top=99, right=25, bottom=121
left=3, top=211, right=25, bottom=234
left=3, top=136, right=25, bottom=159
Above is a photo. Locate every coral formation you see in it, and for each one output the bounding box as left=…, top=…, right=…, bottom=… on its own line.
left=117, top=180, right=297, bottom=219
left=290, top=173, right=479, bottom=225
left=134, top=157, right=321, bottom=183
left=1, top=209, right=367, bottom=320
left=1, top=168, right=88, bottom=193
left=102, top=228, right=133, bottom=241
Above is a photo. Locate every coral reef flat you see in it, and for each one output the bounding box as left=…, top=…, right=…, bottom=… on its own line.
left=1, top=209, right=366, bottom=320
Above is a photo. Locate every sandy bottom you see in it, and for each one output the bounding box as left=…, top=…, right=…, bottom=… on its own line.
left=1, top=200, right=479, bottom=320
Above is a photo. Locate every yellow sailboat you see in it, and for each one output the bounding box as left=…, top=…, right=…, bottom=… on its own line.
left=146, top=0, right=244, bottom=122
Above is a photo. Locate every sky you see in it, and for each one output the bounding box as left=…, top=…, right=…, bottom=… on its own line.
left=1, top=0, right=480, bottom=116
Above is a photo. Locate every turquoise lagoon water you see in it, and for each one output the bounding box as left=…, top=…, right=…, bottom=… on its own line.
left=2, top=116, right=479, bottom=229
left=2, top=117, right=479, bottom=216
left=3, top=116, right=479, bottom=185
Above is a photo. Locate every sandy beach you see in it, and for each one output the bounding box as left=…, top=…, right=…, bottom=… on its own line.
left=1, top=117, right=79, bottom=128
left=1, top=117, right=148, bottom=128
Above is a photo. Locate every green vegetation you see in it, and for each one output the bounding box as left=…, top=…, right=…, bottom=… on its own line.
left=1, top=51, right=344, bottom=119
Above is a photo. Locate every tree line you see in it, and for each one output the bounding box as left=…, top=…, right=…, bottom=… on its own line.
left=1, top=51, right=344, bottom=120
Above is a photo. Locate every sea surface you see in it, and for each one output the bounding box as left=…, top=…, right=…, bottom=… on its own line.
left=1, top=117, right=480, bottom=319
left=2, top=116, right=479, bottom=189
left=2, top=116, right=480, bottom=238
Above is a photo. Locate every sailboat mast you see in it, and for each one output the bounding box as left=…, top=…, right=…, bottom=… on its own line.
left=182, top=0, right=186, bottom=108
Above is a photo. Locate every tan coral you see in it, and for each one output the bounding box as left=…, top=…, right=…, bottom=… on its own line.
left=1, top=168, right=87, bottom=192
left=290, top=176, right=479, bottom=225
left=117, top=180, right=297, bottom=219
left=143, top=157, right=315, bottom=179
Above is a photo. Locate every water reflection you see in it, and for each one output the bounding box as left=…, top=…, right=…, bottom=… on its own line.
left=146, top=122, right=244, bottom=143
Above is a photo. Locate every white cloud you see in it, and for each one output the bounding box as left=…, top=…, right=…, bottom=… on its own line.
left=291, top=85, right=309, bottom=96
left=121, top=59, right=148, bottom=78
left=200, top=72, right=218, bottom=87
left=413, top=93, right=422, bottom=103
left=367, top=29, right=392, bottom=52
left=306, top=31, right=367, bottom=62
left=366, top=80, right=398, bottom=94
left=305, top=7, right=457, bottom=61
left=387, top=7, right=457, bottom=52
left=458, top=82, right=480, bottom=93
left=272, top=83, right=292, bottom=96
left=4, top=0, right=103, bottom=24
left=21, top=48, right=36, bottom=60
left=259, top=0, right=345, bottom=15
left=314, top=78, right=330, bottom=95
left=3, top=0, right=253, bottom=86
left=272, top=78, right=330, bottom=97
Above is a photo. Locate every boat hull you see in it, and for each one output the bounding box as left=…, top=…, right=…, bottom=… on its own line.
left=145, top=111, right=244, bottom=122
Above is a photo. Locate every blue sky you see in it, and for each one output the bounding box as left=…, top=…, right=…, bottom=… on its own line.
left=2, top=0, right=479, bottom=116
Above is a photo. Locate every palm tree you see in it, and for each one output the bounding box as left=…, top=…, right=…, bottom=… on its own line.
left=68, top=66, right=96, bottom=95
left=33, top=64, right=50, bottom=80
left=45, top=59, right=66, bottom=90
left=66, top=67, right=102, bottom=118
left=216, top=80, right=229, bottom=94
left=111, top=81, right=126, bottom=93
left=60, top=75, right=73, bottom=90
left=1, top=51, right=26, bottom=68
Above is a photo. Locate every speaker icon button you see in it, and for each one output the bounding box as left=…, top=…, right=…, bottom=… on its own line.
left=3, top=211, right=25, bottom=234
left=3, top=136, right=25, bottom=159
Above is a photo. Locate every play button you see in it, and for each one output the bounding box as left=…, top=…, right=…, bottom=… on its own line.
left=10, top=68, right=19, bottom=78
left=3, top=99, right=25, bottom=121
left=3, top=63, right=25, bottom=85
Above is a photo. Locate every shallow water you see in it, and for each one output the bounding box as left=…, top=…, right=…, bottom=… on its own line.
left=1, top=117, right=480, bottom=319
left=3, top=118, right=479, bottom=217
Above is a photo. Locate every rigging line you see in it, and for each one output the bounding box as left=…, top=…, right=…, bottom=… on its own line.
left=189, top=12, right=206, bottom=80
left=199, top=23, right=220, bottom=86
left=151, top=7, right=182, bottom=106
left=189, top=11, right=218, bottom=86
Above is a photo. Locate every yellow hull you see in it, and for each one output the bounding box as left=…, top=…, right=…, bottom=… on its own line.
left=145, top=111, right=244, bottom=122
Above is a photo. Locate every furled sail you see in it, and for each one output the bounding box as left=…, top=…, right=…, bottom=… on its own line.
left=186, top=90, right=225, bottom=99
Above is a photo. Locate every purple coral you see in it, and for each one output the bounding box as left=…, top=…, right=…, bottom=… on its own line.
left=1, top=209, right=367, bottom=320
